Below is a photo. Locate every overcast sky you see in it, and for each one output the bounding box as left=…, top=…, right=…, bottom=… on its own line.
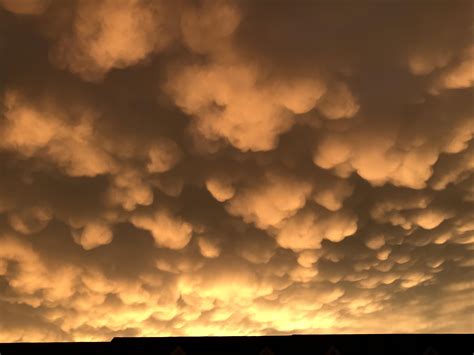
left=0, top=0, right=473, bottom=341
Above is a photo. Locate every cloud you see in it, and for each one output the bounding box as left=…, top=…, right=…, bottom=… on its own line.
left=205, top=174, right=236, bottom=202
left=165, top=2, right=328, bottom=153
left=226, top=172, right=313, bottom=229
left=276, top=209, right=358, bottom=252
left=180, top=0, right=240, bottom=55
left=7, top=206, right=53, bottom=235
left=0, top=0, right=472, bottom=341
left=165, top=62, right=325, bottom=151
left=49, top=0, right=176, bottom=81
left=317, top=82, right=359, bottom=120
left=131, top=209, right=193, bottom=250
left=0, top=0, right=50, bottom=15
left=147, top=138, right=181, bottom=174
left=1, top=90, right=116, bottom=177
left=72, top=221, right=113, bottom=250
left=197, top=236, right=221, bottom=259
left=313, top=178, right=354, bottom=211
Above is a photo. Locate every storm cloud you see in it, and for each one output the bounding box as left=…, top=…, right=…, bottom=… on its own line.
left=0, top=0, right=473, bottom=341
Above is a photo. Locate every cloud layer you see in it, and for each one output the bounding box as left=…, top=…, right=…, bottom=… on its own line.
left=0, top=0, right=473, bottom=341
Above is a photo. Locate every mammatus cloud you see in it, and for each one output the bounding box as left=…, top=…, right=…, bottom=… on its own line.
left=72, top=221, right=113, bottom=250
left=131, top=208, right=193, bottom=250
left=49, top=0, right=176, bottom=81
left=0, top=0, right=50, bottom=15
left=226, top=172, right=313, bottom=229
left=0, top=0, right=473, bottom=341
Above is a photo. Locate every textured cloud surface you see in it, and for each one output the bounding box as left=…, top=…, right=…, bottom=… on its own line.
left=0, top=0, right=473, bottom=341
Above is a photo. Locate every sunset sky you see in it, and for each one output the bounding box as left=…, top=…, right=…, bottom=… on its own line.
left=0, top=0, right=473, bottom=342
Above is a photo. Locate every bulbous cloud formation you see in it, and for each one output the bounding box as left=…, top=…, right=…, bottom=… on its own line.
left=0, top=0, right=50, bottom=15
left=49, top=0, right=177, bottom=81
left=0, top=0, right=473, bottom=341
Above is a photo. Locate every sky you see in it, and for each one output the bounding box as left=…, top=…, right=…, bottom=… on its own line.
left=0, top=0, right=473, bottom=342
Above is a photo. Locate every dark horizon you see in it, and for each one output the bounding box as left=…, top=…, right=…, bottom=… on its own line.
left=2, top=334, right=472, bottom=354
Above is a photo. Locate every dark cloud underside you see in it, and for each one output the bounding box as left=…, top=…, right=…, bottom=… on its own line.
left=0, top=0, right=473, bottom=341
